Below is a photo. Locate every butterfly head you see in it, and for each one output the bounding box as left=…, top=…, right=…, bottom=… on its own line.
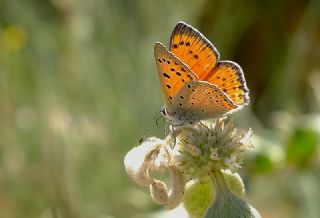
left=160, top=106, right=196, bottom=127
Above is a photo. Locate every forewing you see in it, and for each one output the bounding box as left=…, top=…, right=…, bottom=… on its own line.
left=170, top=22, right=220, bottom=79
left=154, top=42, right=198, bottom=111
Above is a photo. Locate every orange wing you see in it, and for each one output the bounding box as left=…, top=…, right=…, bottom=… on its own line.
left=170, top=22, right=250, bottom=106
left=154, top=42, right=198, bottom=112
left=203, top=61, right=250, bottom=105
left=170, top=22, right=219, bottom=79
left=173, top=81, right=237, bottom=120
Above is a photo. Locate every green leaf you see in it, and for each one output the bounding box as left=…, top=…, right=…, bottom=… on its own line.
left=204, top=170, right=260, bottom=218
left=223, top=170, right=245, bottom=197
left=183, top=177, right=214, bottom=218
left=251, top=153, right=274, bottom=173
left=205, top=190, right=256, bottom=218
left=286, top=128, right=317, bottom=167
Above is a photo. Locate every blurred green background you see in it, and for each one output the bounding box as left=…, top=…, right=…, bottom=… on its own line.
left=0, top=0, right=320, bottom=217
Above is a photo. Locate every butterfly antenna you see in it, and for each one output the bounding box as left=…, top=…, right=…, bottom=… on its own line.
left=139, top=109, right=163, bottom=143
left=155, top=115, right=163, bottom=126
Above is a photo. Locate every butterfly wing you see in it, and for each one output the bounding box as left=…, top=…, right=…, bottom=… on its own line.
left=170, top=22, right=249, bottom=106
left=202, top=61, right=250, bottom=105
left=154, top=42, right=198, bottom=112
left=171, top=81, right=238, bottom=120
left=170, top=22, right=220, bottom=80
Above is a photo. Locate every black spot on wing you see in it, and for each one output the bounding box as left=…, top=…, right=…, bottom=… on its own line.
left=163, top=73, right=170, bottom=79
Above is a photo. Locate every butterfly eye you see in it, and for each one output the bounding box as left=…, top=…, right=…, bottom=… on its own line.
left=160, top=107, right=167, bottom=116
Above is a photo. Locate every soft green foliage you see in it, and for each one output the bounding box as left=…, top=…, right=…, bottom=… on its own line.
left=184, top=178, right=213, bottom=218
left=205, top=191, right=254, bottom=218
left=1, top=0, right=320, bottom=217
left=286, top=128, right=317, bottom=167
left=204, top=170, right=258, bottom=218
left=223, top=170, right=245, bottom=197
left=183, top=172, right=246, bottom=218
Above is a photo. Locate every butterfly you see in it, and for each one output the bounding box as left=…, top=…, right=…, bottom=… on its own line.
left=154, top=22, right=250, bottom=126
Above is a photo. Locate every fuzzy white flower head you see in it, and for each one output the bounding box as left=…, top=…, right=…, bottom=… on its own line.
left=124, top=117, right=257, bottom=216
left=172, top=118, right=253, bottom=178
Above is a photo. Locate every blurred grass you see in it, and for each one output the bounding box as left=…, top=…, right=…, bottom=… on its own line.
left=0, top=0, right=320, bottom=218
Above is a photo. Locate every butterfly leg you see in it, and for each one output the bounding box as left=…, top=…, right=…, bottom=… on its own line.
left=198, top=120, right=210, bottom=130
left=164, top=122, right=178, bottom=148
left=170, top=126, right=178, bottom=148
left=164, top=121, right=170, bottom=137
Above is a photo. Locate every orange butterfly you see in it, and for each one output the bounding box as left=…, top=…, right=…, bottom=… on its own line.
left=154, top=22, right=249, bottom=126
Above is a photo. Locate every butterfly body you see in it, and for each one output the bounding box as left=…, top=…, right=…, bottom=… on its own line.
left=155, top=22, right=249, bottom=126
